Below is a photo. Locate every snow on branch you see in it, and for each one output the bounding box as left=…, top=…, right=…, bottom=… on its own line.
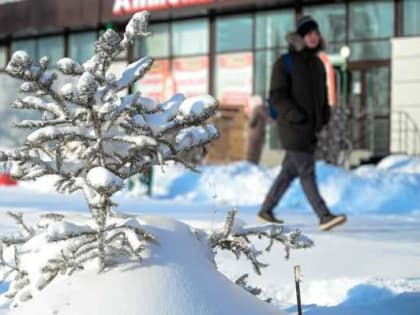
left=1, top=9, right=218, bottom=210
left=211, top=210, right=314, bottom=275
left=0, top=213, right=157, bottom=307
left=6, top=212, right=35, bottom=238
left=0, top=212, right=35, bottom=246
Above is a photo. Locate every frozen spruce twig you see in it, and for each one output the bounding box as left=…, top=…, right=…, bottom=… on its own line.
left=6, top=211, right=35, bottom=238
left=235, top=273, right=272, bottom=302
left=211, top=210, right=313, bottom=275
left=235, top=274, right=262, bottom=296
left=0, top=10, right=218, bottom=305
left=0, top=212, right=34, bottom=246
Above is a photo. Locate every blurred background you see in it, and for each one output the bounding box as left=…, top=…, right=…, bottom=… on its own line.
left=0, top=0, right=419, bottom=168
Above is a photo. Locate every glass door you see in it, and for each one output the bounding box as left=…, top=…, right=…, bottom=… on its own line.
left=348, top=66, right=391, bottom=155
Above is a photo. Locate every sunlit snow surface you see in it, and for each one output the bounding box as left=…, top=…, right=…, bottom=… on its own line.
left=0, top=154, right=419, bottom=314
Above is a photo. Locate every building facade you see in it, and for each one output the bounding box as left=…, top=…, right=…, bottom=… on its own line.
left=0, top=0, right=419, bottom=163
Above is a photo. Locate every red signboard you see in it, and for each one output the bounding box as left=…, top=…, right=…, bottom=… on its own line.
left=113, top=0, right=214, bottom=15
left=172, top=56, right=209, bottom=97
left=216, top=52, right=253, bottom=106
left=136, top=59, right=170, bottom=102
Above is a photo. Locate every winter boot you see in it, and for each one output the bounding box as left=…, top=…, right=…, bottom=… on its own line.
left=257, top=210, right=284, bottom=224
left=319, top=213, right=347, bottom=231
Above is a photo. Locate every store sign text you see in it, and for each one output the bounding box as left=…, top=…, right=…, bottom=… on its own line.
left=113, top=0, right=214, bottom=15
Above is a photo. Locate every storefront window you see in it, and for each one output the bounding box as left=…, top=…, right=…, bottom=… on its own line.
left=216, top=15, right=253, bottom=53
left=214, top=52, right=253, bottom=105
left=37, top=36, right=64, bottom=65
left=12, top=39, right=36, bottom=60
left=172, top=56, right=209, bottom=97
left=135, top=59, right=170, bottom=102
left=255, top=10, right=294, bottom=49
left=172, top=19, right=208, bottom=56
left=349, top=40, right=390, bottom=61
left=254, top=49, right=284, bottom=149
left=326, top=43, right=347, bottom=55
left=12, top=37, right=64, bottom=65
left=349, top=1, right=394, bottom=40
left=0, top=47, right=7, bottom=68
left=135, top=23, right=169, bottom=58
left=69, top=32, right=96, bottom=63
left=404, top=0, right=420, bottom=36
left=304, top=4, right=346, bottom=43
left=365, top=67, right=390, bottom=154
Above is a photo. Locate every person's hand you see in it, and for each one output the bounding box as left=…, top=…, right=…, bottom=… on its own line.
left=285, top=109, right=306, bottom=124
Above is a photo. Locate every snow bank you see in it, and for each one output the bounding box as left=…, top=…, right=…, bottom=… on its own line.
left=302, top=288, right=420, bottom=315
left=377, top=154, right=420, bottom=173
left=8, top=216, right=282, bottom=315
left=129, top=158, right=420, bottom=214
left=7, top=155, right=420, bottom=214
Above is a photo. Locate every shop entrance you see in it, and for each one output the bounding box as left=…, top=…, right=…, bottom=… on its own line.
left=348, top=63, right=391, bottom=157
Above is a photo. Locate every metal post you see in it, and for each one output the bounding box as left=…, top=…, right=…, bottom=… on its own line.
left=294, top=265, right=303, bottom=315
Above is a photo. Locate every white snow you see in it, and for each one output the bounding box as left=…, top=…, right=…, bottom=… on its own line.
left=20, top=96, right=63, bottom=117
left=175, top=125, right=218, bottom=151
left=125, top=158, right=420, bottom=215
left=123, top=11, right=151, bottom=40
left=113, top=135, right=157, bottom=147
left=6, top=216, right=282, bottom=315
left=141, top=93, right=184, bottom=135
left=56, top=58, right=83, bottom=75
left=116, top=57, right=153, bottom=90
left=179, top=95, right=218, bottom=118
left=6, top=51, right=31, bottom=76
left=132, top=114, right=146, bottom=127
left=86, top=167, right=123, bottom=191
left=136, top=96, right=159, bottom=112
left=0, top=156, right=419, bottom=315
left=27, top=126, right=93, bottom=143
left=59, top=83, right=74, bottom=100
left=47, top=221, right=94, bottom=241
left=77, top=72, right=97, bottom=96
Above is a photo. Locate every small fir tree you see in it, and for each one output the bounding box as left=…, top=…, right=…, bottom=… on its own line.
left=0, top=11, right=313, bottom=308
left=0, top=9, right=217, bottom=292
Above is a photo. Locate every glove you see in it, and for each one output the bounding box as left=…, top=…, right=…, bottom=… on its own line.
left=285, top=108, right=306, bottom=124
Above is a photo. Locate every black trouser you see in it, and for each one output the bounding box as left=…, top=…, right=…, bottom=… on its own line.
left=260, top=150, right=330, bottom=219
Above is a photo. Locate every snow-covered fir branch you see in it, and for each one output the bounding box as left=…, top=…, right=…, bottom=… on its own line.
left=6, top=212, right=35, bottom=238
left=211, top=210, right=314, bottom=275
left=235, top=274, right=273, bottom=303
left=0, top=213, right=157, bottom=307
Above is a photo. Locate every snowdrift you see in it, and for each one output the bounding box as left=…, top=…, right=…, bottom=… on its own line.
left=134, top=155, right=420, bottom=214
left=8, top=216, right=283, bottom=315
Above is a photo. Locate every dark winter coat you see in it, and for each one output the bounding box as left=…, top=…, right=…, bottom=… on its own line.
left=246, top=104, right=268, bottom=164
left=269, top=33, right=331, bottom=152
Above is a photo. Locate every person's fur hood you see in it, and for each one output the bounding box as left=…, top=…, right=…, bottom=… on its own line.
left=286, top=32, right=326, bottom=52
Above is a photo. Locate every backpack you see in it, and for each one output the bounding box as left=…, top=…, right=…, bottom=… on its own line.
left=268, top=53, right=292, bottom=119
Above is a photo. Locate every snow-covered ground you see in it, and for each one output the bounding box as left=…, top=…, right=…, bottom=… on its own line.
left=0, top=154, right=420, bottom=314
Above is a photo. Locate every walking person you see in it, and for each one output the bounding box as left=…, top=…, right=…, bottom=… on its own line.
left=257, top=16, right=346, bottom=231
left=246, top=95, right=268, bottom=165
